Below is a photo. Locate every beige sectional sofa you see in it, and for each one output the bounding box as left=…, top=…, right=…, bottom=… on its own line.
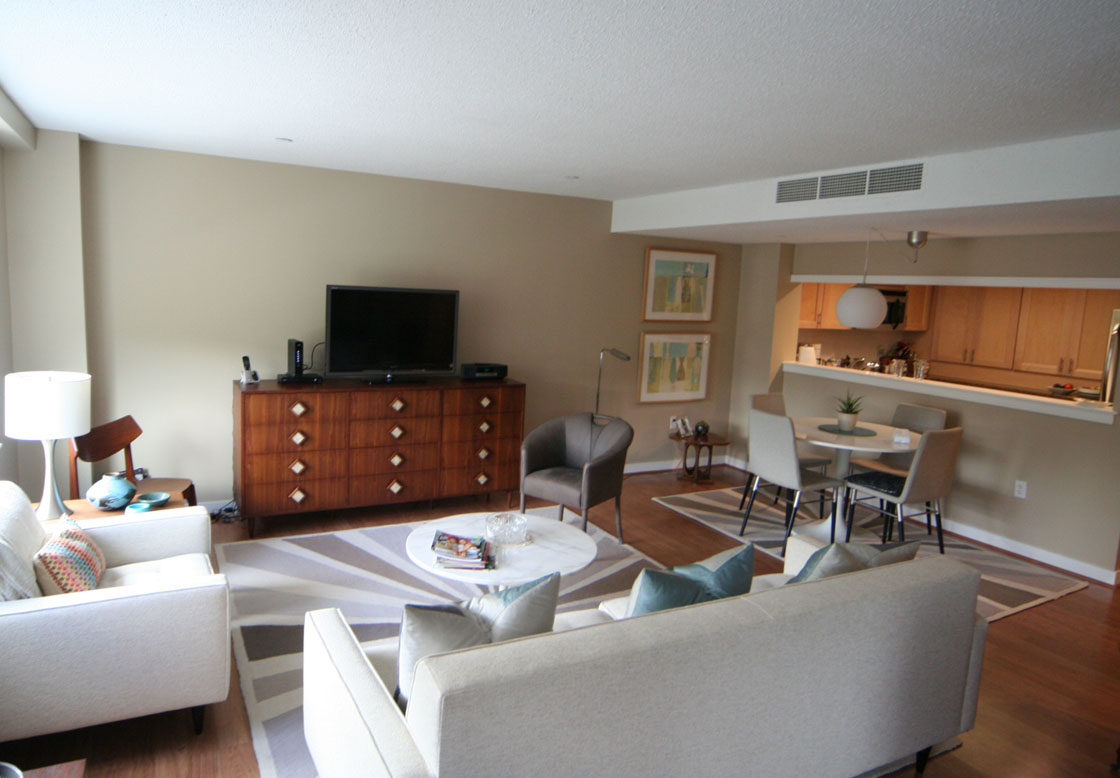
left=303, top=535, right=986, bottom=778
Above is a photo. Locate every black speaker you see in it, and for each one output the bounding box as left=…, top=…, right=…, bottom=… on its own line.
left=462, top=363, right=508, bottom=380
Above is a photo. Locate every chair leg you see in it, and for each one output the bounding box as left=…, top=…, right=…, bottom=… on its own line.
left=925, top=501, right=933, bottom=535
left=580, top=508, right=588, bottom=531
left=519, top=492, right=526, bottom=512
left=739, top=475, right=760, bottom=536
left=737, top=473, right=753, bottom=510
left=614, top=495, right=623, bottom=543
left=828, top=488, right=839, bottom=543
left=896, top=503, right=906, bottom=542
left=933, top=499, right=945, bottom=554
left=844, top=487, right=855, bottom=542
left=191, top=705, right=205, bottom=735
left=780, top=491, right=802, bottom=556
left=183, top=482, right=198, bottom=506
left=915, top=745, right=932, bottom=775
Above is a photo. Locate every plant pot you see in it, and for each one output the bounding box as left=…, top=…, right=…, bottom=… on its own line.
left=836, top=412, right=858, bottom=432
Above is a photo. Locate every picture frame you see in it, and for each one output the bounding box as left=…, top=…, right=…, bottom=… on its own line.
left=642, top=248, right=717, bottom=321
left=638, top=332, right=711, bottom=403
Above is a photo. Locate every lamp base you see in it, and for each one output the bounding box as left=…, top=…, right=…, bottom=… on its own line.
left=34, top=438, right=72, bottom=522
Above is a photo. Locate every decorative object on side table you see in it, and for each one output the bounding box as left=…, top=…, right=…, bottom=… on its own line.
left=85, top=472, right=137, bottom=510
left=4, top=371, right=92, bottom=521
left=485, top=511, right=530, bottom=547
left=835, top=390, right=863, bottom=432
left=692, top=420, right=710, bottom=439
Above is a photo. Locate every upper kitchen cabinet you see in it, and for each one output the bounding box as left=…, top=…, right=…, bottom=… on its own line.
left=799, top=283, right=852, bottom=329
left=930, top=286, right=1023, bottom=369
left=1014, top=288, right=1120, bottom=380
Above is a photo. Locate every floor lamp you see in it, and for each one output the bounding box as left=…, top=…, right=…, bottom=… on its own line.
left=4, top=371, right=92, bottom=521
left=595, top=347, right=631, bottom=418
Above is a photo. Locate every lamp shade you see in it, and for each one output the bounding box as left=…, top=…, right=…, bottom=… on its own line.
left=5, top=371, right=92, bottom=440
left=835, top=285, right=888, bottom=329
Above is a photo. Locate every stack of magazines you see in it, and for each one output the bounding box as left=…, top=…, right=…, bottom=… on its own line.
left=430, top=530, right=496, bottom=570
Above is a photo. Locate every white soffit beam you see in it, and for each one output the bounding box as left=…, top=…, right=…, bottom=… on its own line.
left=610, top=130, right=1120, bottom=239
left=0, top=85, right=35, bottom=150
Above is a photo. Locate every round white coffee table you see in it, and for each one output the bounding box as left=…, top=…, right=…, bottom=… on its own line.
left=405, top=512, right=598, bottom=587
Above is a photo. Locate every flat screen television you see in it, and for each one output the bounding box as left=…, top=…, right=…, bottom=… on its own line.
left=325, top=285, right=459, bottom=382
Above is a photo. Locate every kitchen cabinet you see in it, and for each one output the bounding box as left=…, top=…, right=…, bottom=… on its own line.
left=799, top=283, right=852, bottom=329
left=1014, top=288, right=1120, bottom=379
left=930, top=286, right=1023, bottom=368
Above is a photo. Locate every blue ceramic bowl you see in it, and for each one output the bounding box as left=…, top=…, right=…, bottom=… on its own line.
left=135, top=491, right=170, bottom=508
left=124, top=502, right=152, bottom=514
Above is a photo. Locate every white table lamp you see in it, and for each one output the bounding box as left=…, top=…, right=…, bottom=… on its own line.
left=4, top=371, right=92, bottom=521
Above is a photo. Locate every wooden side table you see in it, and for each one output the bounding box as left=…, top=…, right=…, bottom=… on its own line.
left=669, top=432, right=731, bottom=484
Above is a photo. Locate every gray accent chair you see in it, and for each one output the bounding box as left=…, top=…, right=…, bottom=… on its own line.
left=843, top=427, right=964, bottom=553
left=519, top=413, right=633, bottom=542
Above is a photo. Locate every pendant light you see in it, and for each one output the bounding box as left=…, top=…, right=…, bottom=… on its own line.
left=835, top=233, right=887, bottom=328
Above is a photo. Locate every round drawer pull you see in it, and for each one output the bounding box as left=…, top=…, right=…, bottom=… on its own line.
left=390, top=397, right=407, bottom=413
left=289, top=458, right=307, bottom=475
left=290, top=401, right=308, bottom=417
left=387, top=479, right=404, bottom=495
left=289, top=430, right=308, bottom=446
left=289, top=487, right=307, bottom=504
left=477, top=447, right=491, bottom=460
left=389, top=452, right=405, bottom=468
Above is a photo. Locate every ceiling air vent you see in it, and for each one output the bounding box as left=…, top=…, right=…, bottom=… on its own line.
left=776, top=177, right=819, bottom=203
left=868, top=163, right=924, bottom=194
left=819, top=170, right=868, bottom=199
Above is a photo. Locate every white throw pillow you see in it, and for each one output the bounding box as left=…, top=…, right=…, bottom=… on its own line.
left=0, top=481, right=46, bottom=600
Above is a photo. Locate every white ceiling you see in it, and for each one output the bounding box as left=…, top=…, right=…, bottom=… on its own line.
left=1, top=0, right=1119, bottom=243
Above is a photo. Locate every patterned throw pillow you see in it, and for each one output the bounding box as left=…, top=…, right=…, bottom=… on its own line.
left=33, top=519, right=107, bottom=595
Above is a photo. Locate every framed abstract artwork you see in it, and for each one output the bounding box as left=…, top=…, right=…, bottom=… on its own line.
left=638, top=332, right=711, bottom=403
left=642, top=248, right=717, bottom=321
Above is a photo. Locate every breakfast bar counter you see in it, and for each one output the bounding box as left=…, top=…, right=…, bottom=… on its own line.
left=782, top=362, right=1115, bottom=425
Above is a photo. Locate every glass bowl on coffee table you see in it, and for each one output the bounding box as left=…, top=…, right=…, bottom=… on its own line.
left=405, top=511, right=598, bottom=588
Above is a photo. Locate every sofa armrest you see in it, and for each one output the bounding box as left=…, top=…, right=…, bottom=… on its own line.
left=54, top=506, right=212, bottom=567
left=960, top=612, right=988, bottom=732
left=0, top=574, right=230, bottom=741
left=303, top=608, right=432, bottom=778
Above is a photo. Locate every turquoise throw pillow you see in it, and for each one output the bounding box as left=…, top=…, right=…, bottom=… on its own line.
left=625, top=568, right=710, bottom=617
left=672, top=544, right=755, bottom=599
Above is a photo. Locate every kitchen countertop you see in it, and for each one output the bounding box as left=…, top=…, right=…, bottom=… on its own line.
left=783, top=362, right=1116, bottom=425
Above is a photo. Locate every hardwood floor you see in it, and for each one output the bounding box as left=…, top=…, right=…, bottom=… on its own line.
left=2, top=467, right=1117, bottom=777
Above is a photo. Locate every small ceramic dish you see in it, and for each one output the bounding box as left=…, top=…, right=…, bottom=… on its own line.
left=124, top=502, right=152, bottom=513
left=135, top=491, right=170, bottom=508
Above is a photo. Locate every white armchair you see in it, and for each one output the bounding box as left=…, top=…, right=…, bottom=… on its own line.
left=0, top=482, right=230, bottom=741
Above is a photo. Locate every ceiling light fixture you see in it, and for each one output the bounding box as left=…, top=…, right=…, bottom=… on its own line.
left=834, top=232, right=888, bottom=329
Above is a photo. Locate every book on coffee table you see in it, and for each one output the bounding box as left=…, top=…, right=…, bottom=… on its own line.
left=431, top=531, right=496, bottom=569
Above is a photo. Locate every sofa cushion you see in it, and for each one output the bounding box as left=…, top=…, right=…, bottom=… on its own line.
left=0, top=481, right=46, bottom=600
left=843, top=540, right=921, bottom=568
left=396, top=572, right=560, bottom=706
left=672, top=544, right=755, bottom=598
left=33, top=519, right=107, bottom=595
left=98, top=552, right=213, bottom=588
left=787, top=543, right=864, bottom=584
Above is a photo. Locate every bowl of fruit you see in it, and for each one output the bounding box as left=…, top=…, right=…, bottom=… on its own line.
left=1048, top=383, right=1075, bottom=397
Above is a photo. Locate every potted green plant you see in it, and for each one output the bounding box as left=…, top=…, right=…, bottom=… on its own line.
left=835, top=390, right=863, bottom=432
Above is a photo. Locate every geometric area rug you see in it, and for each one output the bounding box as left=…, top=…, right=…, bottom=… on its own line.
left=654, top=485, right=1088, bottom=623
left=214, top=507, right=657, bottom=778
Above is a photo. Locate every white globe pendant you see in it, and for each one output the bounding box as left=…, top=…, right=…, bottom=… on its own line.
left=835, top=285, right=888, bottom=328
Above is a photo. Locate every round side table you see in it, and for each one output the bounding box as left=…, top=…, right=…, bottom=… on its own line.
left=669, top=432, right=731, bottom=484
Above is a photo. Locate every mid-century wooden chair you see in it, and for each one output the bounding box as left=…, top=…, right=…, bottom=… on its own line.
left=68, top=415, right=197, bottom=506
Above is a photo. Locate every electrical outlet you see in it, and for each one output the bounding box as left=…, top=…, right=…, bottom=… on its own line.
left=1014, top=480, right=1027, bottom=499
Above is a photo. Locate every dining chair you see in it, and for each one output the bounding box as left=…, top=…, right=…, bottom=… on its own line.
left=739, top=407, right=843, bottom=555
left=68, top=415, right=197, bottom=505
left=519, top=412, right=633, bottom=542
left=849, top=402, right=947, bottom=533
left=737, top=392, right=832, bottom=515
left=842, top=427, right=964, bottom=554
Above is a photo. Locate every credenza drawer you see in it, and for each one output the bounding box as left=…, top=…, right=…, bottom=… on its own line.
left=441, top=412, right=521, bottom=443
left=349, top=470, right=439, bottom=504
left=244, top=451, right=349, bottom=484
left=440, top=438, right=519, bottom=469
left=440, top=464, right=518, bottom=495
left=350, top=444, right=441, bottom=476
left=350, top=389, right=441, bottom=420
left=243, top=393, right=349, bottom=425
left=349, top=416, right=441, bottom=447
left=242, top=478, right=350, bottom=515
left=242, top=421, right=350, bottom=454
left=442, top=385, right=523, bottom=416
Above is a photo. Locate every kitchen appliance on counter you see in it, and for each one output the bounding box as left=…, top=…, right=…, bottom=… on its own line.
left=1101, top=309, right=1120, bottom=405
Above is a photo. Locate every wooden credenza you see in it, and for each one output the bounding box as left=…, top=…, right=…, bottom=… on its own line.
left=233, top=378, right=525, bottom=534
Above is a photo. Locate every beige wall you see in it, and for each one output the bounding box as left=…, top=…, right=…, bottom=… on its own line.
left=1, top=131, right=89, bottom=489
left=793, top=232, right=1120, bottom=281
left=736, top=234, right=1120, bottom=581
left=75, top=142, right=739, bottom=502
left=0, top=149, right=14, bottom=477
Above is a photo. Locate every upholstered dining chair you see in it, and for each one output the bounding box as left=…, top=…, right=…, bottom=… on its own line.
left=738, top=392, right=832, bottom=515
left=519, top=413, right=633, bottom=542
left=848, top=402, right=947, bottom=533
left=68, top=415, right=197, bottom=506
left=739, top=407, right=843, bottom=555
left=842, top=427, right=964, bottom=554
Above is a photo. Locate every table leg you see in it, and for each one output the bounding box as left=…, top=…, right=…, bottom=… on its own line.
left=831, top=449, right=853, bottom=538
